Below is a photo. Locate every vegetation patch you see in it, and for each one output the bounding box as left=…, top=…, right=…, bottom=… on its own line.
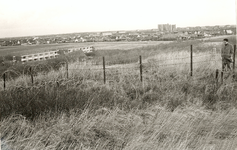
left=1, top=38, right=237, bottom=149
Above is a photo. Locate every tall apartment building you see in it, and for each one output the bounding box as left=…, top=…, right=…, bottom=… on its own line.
left=172, top=24, right=176, bottom=31
left=157, top=24, right=176, bottom=32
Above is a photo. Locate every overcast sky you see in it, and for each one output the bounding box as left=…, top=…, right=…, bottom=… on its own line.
left=0, top=0, right=236, bottom=38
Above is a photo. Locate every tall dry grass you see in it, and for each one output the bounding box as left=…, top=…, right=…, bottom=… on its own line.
left=1, top=40, right=237, bottom=149
left=1, top=107, right=237, bottom=149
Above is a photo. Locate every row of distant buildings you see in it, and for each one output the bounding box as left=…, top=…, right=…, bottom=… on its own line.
left=0, top=31, right=162, bottom=46
left=0, top=24, right=236, bottom=46
left=158, top=24, right=236, bottom=33
left=156, top=24, right=236, bottom=40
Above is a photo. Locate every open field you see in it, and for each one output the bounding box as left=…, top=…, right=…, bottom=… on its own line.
left=0, top=41, right=171, bottom=57
left=203, top=35, right=236, bottom=42
left=0, top=40, right=172, bottom=78
left=1, top=38, right=237, bottom=149
left=0, top=35, right=235, bottom=58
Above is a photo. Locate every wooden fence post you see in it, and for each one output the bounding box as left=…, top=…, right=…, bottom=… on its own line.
left=140, top=55, right=143, bottom=82
left=30, top=67, right=34, bottom=84
left=190, top=45, right=193, bottom=76
left=221, top=71, right=223, bottom=83
left=216, top=69, right=219, bottom=85
left=233, top=45, right=236, bottom=78
left=103, top=57, right=106, bottom=84
left=3, top=73, right=6, bottom=90
left=66, top=61, right=69, bottom=79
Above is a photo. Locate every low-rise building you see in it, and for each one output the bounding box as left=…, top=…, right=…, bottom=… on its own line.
left=102, top=32, right=112, bottom=36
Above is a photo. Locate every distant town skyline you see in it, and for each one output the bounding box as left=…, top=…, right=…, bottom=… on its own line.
left=0, top=0, right=236, bottom=38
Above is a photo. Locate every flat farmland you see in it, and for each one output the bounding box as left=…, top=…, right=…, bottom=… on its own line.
left=0, top=41, right=171, bottom=57
left=91, top=41, right=172, bottom=50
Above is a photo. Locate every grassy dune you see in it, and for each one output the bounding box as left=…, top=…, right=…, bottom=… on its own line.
left=1, top=38, right=237, bottom=149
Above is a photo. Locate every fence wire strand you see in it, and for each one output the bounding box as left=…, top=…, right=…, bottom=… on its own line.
left=2, top=46, right=235, bottom=91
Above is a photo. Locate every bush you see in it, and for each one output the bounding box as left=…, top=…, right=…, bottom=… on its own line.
left=4, top=55, right=15, bottom=61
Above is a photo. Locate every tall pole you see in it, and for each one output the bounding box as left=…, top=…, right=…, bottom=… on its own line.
left=140, top=55, right=143, bottom=82
left=216, top=69, right=219, bottom=79
left=216, top=69, right=219, bottom=86
left=103, top=57, right=106, bottom=84
left=233, top=45, right=236, bottom=78
left=190, top=45, right=193, bottom=76
left=3, top=73, right=6, bottom=90
left=221, top=71, right=224, bottom=84
left=66, top=62, right=69, bottom=79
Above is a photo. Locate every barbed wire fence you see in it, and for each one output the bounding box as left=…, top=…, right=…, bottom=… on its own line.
left=1, top=45, right=236, bottom=90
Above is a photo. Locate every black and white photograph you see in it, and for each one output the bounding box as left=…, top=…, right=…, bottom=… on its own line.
left=0, top=0, right=237, bottom=149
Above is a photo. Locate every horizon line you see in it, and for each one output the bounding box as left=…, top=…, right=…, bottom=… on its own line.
left=0, top=24, right=236, bottom=39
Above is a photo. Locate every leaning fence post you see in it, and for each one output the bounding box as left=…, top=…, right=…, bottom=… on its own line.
left=140, top=55, right=143, bottom=82
left=190, top=45, right=193, bottom=76
left=103, top=57, right=106, bottom=84
left=3, top=73, right=6, bottom=90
